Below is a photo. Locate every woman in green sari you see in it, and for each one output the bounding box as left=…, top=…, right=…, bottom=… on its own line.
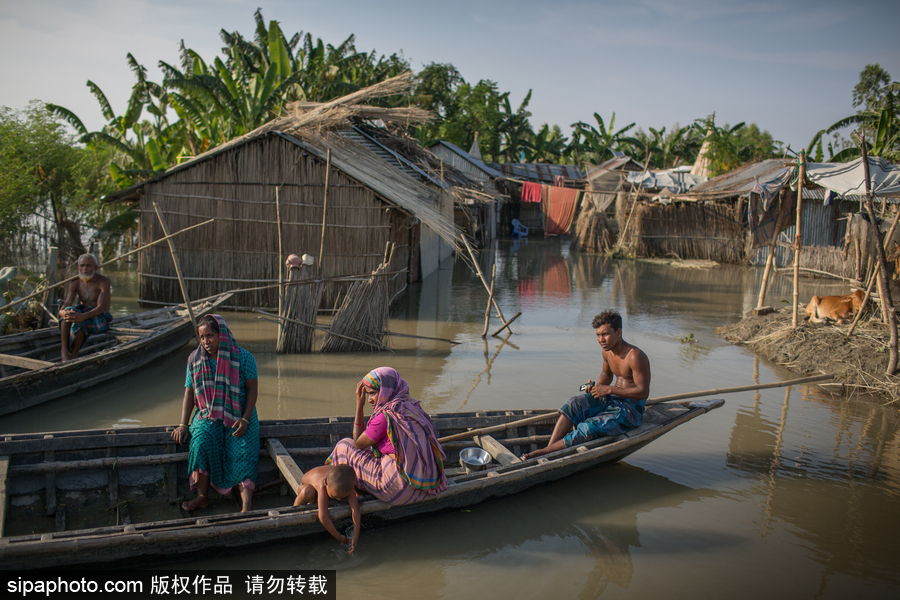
left=171, top=314, right=259, bottom=512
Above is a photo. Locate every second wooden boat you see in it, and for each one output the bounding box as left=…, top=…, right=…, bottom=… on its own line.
left=0, top=292, right=232, bottom=416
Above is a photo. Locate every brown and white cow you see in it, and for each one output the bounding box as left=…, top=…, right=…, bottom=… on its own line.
left=804, top=289, right=866, bottom=324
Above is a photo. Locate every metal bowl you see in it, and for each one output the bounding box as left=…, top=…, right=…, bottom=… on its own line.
left=460, top=447, right=492, bottom=472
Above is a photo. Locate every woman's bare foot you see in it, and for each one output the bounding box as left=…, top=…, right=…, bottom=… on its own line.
left=240, top=487, right=253, bottom=513
left=181, top=494, right=208, bottom=511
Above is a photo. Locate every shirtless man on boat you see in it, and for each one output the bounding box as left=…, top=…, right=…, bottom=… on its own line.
left=58, top=253, right=112, bottom=362
left=523, top=310, right=650, bottom=459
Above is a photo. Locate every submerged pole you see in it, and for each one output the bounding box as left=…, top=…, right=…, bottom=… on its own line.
left=792, top=151, right=806, bottom=328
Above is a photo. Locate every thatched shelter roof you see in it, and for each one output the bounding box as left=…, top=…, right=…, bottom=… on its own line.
left=104, top=72, right=468, bottom=250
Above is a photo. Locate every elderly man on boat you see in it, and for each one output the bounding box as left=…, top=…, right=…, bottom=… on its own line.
left=524, top=310, right=651, bottom=459
left=58, top=253, right=112, bottom=362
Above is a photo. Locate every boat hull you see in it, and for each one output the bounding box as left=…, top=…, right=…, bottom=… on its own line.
left=0, top=399, right=723, bottom=569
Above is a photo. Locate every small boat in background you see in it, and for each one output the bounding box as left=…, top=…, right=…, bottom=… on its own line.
left=0, top=398, right=723, bottom=570
left=0, top=292, right=233, bottom=416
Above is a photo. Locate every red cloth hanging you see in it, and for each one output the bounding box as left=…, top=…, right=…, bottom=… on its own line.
left=543, top=186, right=579, bottom=236
left=521, top=181, right=544, bottom=203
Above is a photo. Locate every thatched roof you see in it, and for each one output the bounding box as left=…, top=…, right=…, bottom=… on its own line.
left=104, top=72, right=467, bottom=250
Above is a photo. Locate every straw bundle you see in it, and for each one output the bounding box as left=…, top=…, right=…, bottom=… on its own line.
left=321, top=246, right=394, bottom=352
left=277, top=265, right=323, bottom=353
left=571, top=208, right=616, bottom=253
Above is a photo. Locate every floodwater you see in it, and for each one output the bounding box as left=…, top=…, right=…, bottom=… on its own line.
left=3, top=238, right=899, bottom=599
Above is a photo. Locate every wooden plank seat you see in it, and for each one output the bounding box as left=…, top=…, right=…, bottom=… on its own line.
left=473, top=434, right=523, bottom=466
left=265, top=439, right=305, bottom=496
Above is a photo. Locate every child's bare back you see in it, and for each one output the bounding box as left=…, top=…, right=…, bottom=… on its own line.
left=294, top=464, right=361, bottom=553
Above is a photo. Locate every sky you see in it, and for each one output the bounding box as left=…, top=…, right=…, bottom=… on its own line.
left=2, top=0, right=900, bottom=153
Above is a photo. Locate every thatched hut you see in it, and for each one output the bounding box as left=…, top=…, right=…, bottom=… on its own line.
left=105, top=75, right=466, bottom=310
left=616, top=158, right=859, bottom=270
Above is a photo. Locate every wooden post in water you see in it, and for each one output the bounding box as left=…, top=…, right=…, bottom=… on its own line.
left=855, top=131, right=898, bottom=374
left=755, top=191, right=788, bottom=314
left=275, top=187, right=285, bottom=342
left=153, top=202, right=197, bottom=337
left=318, top=149, right=332, bottom=272
left=482, top=264, right=496, bottom=338
left=791, top=151, right=806, bottom=328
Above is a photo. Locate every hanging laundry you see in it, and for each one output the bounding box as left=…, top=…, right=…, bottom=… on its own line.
left=553, top=175, right=565, bottom=187
left=543, top=186, right=581, bottom=236
left=521, top=181, right=544, bottom=203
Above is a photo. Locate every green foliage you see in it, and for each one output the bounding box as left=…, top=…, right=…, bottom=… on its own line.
left=1, top=268, right=45, bottom=334
left=810, top=67, right=900, bottom=162
left=853, top=64, right=893, bottom=111
left=0, top=103, right=116, bottom=259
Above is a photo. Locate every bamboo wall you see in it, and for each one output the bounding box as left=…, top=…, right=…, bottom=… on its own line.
left=139, top=135, right=411, bottom=309
left=624, top=201, right=745, bottom=263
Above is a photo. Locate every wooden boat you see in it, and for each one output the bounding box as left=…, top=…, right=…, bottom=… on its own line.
left=0, top=293, right=233, bottom=416
left=0, top=398, right=723, bottom=570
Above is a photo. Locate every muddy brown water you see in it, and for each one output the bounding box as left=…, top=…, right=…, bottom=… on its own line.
left=2, top=239, right=898, bottom=598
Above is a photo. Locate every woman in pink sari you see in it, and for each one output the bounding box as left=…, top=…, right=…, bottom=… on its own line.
left=328, top=367, right=447, bottom=505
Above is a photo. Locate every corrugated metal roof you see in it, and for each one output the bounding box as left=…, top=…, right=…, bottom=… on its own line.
left=499, top=162, right=583, bottom=182
left=428, top=141, right=504, bottom=180
left=342, top=127, right=446, bottom=188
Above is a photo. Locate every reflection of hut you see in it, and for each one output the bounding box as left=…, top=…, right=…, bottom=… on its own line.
left=500, top=163, right=584, bottom=235
left=428, top=141, right=506, bottom=246
left=104, top=76, right=464, bottom=310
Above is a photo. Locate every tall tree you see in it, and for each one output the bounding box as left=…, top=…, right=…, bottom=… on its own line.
left=0, top=103, right=117, bottom=261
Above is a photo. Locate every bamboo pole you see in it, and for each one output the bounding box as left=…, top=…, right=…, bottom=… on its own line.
left=252, top=308, right=384, bottom=350
left=846, top=206, right=900, bottom=335
left=153, top=202, right=197, bottom=335
left=481, top=264, right=496, bottom=338
left=439, top=374, right=836, bottom=444
left=0, top=219, right=215, bottom=312
left=846, top=268, right=878, bottom=336
left=792, top=151, right=806, bottom=328
left=461, top=235, right=513, bottom=333
left=756, top=191, right=789, bottom=311
left=646, top=373, right=834, bottom=405
left=854, top=132, right=898, bottom=374
left=438, top=412, right=558, bottom=443
left=256, top=308, right=458, bottom=346
left=275, top=187, right=284, bottom=342
left=40, top=246, right=59, bottom=328
left=318, top=148, right=332, bottom=270
left=492, top=311, right=522, bottom=337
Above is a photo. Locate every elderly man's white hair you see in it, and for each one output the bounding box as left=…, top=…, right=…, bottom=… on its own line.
left=77, top=253, right=99, bottom=266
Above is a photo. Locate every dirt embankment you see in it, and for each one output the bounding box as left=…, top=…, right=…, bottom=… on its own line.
left=717, top=308, right=900, bottom=403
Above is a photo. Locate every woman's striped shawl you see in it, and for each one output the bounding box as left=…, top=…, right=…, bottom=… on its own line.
left=188, top=314, right=243, bottom=427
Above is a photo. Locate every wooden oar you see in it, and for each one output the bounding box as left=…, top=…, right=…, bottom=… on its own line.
left=438, top=412, right=557, bottom=443
left=646, top=373, right=834, bottom=405
left=438, top=373, right=835, bottom=444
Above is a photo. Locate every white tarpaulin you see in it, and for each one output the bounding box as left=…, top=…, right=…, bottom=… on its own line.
left=805, top=157, right=900, bottom=198
left=626, top=167, right=707, bottom=194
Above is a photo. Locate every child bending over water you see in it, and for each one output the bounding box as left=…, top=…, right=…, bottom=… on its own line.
left=294, top=464, right=361, bottom=553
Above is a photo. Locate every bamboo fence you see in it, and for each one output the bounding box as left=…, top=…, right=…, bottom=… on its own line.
left=622, top=200, right=746, bottom=263
left=139, top=134, right=411, bottom=309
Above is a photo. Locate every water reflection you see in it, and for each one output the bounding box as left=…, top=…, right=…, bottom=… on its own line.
left=3, top=239, right=900, bottom=596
